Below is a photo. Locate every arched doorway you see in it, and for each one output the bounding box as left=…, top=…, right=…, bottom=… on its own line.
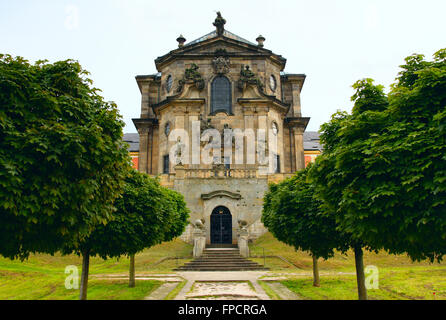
left=210, top=206, right=232, bottom=244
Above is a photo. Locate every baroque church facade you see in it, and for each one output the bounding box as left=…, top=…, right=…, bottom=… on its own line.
left=132, top=13, right=313, bottom=250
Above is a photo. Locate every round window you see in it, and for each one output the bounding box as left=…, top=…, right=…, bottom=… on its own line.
left=166, top=75, right=173, bottom=93
left=269, top=75, right=277, bottom=91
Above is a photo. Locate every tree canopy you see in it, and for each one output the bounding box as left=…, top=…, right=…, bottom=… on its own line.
left=0, top=55, right=131, bottom=259
left=64, top=169, right=190, bottom=259
left=262, top=167, right=349, bottom=260
left=309, top=48, right=446, bottom=262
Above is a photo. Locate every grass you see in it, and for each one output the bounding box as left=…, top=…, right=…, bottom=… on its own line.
left=250, top=232, right=446, bottom=300
left=0, top=267, right=162, bottom=300
left=280, top=266, right=446, bottom=300
left=0, top=238, right=191, bottom=300
left=249, top=232, right=445, bottom=272
left=164, top=280, right=187, bottom=300
left=258, top=281, right=282, bottom=300
left=1, top=232, right=445, bottom=300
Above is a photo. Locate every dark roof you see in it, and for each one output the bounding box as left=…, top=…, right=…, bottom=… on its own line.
left=303, top=131, right=323, bottom=151
left=123, top=133, right=140, bottom=152
left=186, top=29, right=256, bottom=47
left=123, top=132, right=322, bottom=152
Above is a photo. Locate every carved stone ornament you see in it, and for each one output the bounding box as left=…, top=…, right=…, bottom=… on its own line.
left=237, top=65, right=264, bottom=91
left=199, top=115, right=215, bottom=135
left=213, top=56, right=230, bottom=75
left=177, top=63, right=205, bottom=92
left=194, top=219, right=205, bottom=230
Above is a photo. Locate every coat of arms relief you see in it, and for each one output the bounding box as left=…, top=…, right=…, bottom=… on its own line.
left=212, top=49, right=230, bottom=75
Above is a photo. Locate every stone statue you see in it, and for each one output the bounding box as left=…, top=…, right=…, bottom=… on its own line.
left=213, top=12, right=226, bottom=36
left=238, top=219, right=248, bottom=231
left=238, top=65, right=264, bottom=91
left=194, top=219, right=205, bottom=230
left=177, top=63, right=205, bottom=92
left=174, top=137, right=184, bottom=165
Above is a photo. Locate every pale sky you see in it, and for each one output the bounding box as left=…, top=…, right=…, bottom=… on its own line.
left=1, top=0, right=445, bottom=133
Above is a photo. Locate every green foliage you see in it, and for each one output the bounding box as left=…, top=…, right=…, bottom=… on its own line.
left=0, top=55, right=131, bottom=259
left=262, top=168, right=350, bottom=259
left=63, top=169, right=190, bottom=259
left=310, top=48, right=446, bottom=262
left=351, top=78, right=388, bottom=115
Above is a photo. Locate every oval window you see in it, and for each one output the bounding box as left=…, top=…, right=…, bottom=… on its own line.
left=166, top=75, right=173, bottom=93
left=269, top=75, right=277, bottom=91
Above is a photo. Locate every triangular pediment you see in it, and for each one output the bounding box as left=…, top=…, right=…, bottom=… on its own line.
left=155, top=31, right=286, bottom=70
left=180, top=40, right=261, bottom=56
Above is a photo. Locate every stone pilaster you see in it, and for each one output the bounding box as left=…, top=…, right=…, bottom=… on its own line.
left=137, top=127, right=150, bottom=174
left=283, top=74, right=306, bottom=117
left=293, top=126, right=305, bottom=170
left=139, top=80, right=155, bottom=118
left=133, top=118, right=157, bottom=174
left=285, top=117, right=310, bottom=172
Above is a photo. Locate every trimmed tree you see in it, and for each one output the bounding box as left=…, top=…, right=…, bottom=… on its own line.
left=262, top=167, right=350, bottom=287
left=63, top=169, right=189, bottom=300
left=309, top=48, right=446, bottom=299
left=0, top=55, right=130, bottom=260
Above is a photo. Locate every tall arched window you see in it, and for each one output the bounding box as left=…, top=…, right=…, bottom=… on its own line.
left=211, top=76, right=232, bottom=115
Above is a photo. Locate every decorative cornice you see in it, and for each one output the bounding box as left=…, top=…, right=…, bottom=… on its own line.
left=151, top=97, right=205, bottom=114
left=201, top=190, right=242, bottom=201
left=285, top=117, right=311, bottom=131
left=132, top=118, right=158, bottom=132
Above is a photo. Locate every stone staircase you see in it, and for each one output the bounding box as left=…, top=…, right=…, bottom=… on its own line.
left=174, top=246, right=268, bottom=271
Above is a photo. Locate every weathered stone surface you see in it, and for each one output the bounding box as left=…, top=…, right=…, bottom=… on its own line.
left=133, top=14, right=310, bottom=247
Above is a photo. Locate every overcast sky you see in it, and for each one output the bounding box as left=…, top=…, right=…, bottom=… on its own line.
left=1, top=0, right=445, bottom=133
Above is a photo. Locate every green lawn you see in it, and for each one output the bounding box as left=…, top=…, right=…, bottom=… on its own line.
left=0, top=238, right=191, bottom=300
left=280, top=266, right=446, bottom=300
left=249, top=232, right=445, bottom=272
left=0, top=268, right=162, bottom=300
left=1, top=233, right=445, bottom=300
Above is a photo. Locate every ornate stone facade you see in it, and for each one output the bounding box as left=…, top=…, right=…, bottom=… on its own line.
left=132, top=14, right=310, bottom=245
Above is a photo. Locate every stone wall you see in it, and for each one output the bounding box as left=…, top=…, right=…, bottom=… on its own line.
left=174, top=176, right=269, bottom=244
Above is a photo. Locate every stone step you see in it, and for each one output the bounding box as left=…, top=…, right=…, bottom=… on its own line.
left=175, top=267, right=268, bottom=271
left=203, top=250, right=239, bottom=253
left=181, top=262, right=261, bottom=266
left=206, top=244, right=238, bottom=249
left=176, top=246, right=266, bottom=271
left=201, top=256, right=243, bottom=259
left=193, top=259, right=256, bottom=262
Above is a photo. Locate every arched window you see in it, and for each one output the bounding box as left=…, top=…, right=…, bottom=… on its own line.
left=211, top=76, right=232, bottom=115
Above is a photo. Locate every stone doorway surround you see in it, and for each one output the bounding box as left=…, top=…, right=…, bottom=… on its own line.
left=201, top=190, right=241, bottom=245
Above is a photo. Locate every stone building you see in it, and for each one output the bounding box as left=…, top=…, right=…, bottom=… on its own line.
left=132, top=13, right=318, bottom=252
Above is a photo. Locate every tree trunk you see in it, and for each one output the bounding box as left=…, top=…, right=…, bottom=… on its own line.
left=312, top=255, right=320, bottom=287
left=129, top=254, right=136, bottom=288
left=354, top=245, right=367, bottom=300
left=79, top=249, right=90, bottom=300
